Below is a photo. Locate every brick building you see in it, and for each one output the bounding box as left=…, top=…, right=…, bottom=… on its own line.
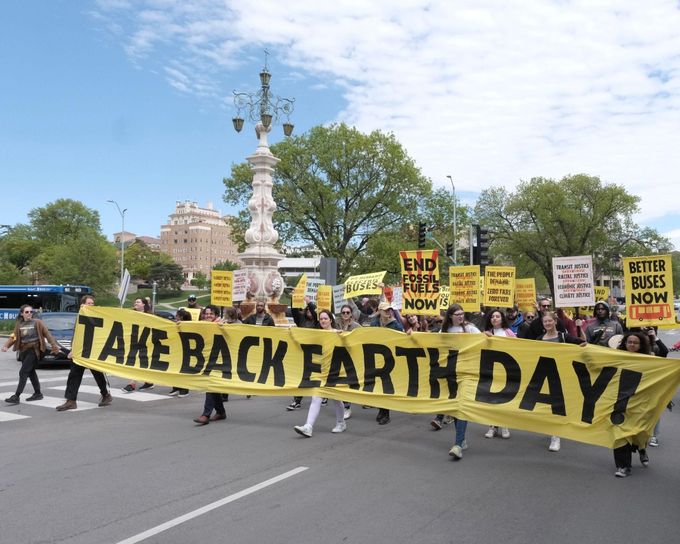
left=160, top=201, right=240, bottom=282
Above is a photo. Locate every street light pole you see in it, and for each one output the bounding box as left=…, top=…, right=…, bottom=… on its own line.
left=107, top=200, right=127, bottom=286
left=446, top=175, right=457, bottom=265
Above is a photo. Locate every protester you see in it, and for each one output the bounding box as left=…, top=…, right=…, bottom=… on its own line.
left=434, top=304, right=480, bottom=459
left=370, top=300, right=404, bottom=424
left=506, top=306, right=530, bottom=338
left=287, top=298, right=318, bottom=411
left=168, top=309, right=192, bottom=398
left=612, top=331, right=659, bottom=477
left=243, top=299, right=276, bottom=327
left=2, top=304, right=60, bottom=404
left=537, top=311, right=586, bottom=452
left=482, top=308, right=515, bottom=439
left=337, top=303, right=360, bottom=420
left=183, top=294, right=202, bottom=321
left=56, top=295, right=112, bottom=411
left=585, top=301, right=624, bottom=347
left=193, top=305, right=228, bottom=425
left=294, top=310, right=347, bottom=437
left=122, top=297, right=155, bottom=393
left=526, top=298, right=567, bottom=339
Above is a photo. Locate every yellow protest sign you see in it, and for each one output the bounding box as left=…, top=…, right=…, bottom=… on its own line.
left=483, top=266, right=516, bottom=307
left=449, top=265, right=481, bottom=312
left=316, top=285, right=333, bottom=312
left=515, top=278, right=536, bottom=312
left=344, top=271, right=386, bottom=298
left=438, top=285, right=450, bottom=311
left=400, top=250, right=440, bottom=315
left=210, top=270, right=232, bottom=307
left=624, top=255, right=675, bottom=326
left=73, top=307, right=680, bottom=449
left=292, top=274, right=307, bottom=309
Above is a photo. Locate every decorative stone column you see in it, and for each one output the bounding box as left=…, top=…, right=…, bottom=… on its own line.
left=238, top=123, right=288, bottom=324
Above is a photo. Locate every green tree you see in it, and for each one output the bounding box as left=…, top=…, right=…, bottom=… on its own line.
left=28, top=199, right=102, bottom=244
left=190, top=271, right=208, bottom=290
left=223, top=123, right=432, bottom=280
left=31, top=233, right=117, bottom=293
left=474, top=174, right=672, bottom=299
left=0, top=200, right=117, bottom=292
left=149, top=262, right=184, bottom=290
left=124, top=240, right=175, bottom=280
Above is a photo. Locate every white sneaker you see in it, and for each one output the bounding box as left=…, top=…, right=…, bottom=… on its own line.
left=500, top=427, right=511, bottom=439
left=548, top=436, right=561, bottom=452
left=484, top=426, right=497, bottom=438
left=461, top=439, right=469, bottom=450
left=649, top=436, right=659, bottom=447
left=343, top=407, right=352, bottom=420
left=449, top=445, right=463, bottom=459
left=331, top=422, right=347, bottom=433
left=294, top=423, right=313, bottom=437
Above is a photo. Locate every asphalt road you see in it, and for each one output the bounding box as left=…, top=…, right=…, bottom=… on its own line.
left=1, top=328, right=680, bottom=544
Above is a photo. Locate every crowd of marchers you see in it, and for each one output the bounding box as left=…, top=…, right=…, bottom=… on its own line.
left=2, top=290, right=671, bottom=479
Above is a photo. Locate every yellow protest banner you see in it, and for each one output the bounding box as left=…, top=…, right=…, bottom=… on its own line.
left=316, top=285, right=333, bottom=312
left=400, top=250, right=440, bottom=315
left=210, top=270, right=232, bottom=307
left=515, top=278, right=536, bottom=312
left=344, top=271, right=386, bottom=298
left=73, top=307, right=680, bottom=449
left=483, top=266, right=516, bottom=307
left=624, top=255, right=675, bottom=326
left=449, top=265, right=481, bottom=312
left=292, top=274, right=307, bottom=309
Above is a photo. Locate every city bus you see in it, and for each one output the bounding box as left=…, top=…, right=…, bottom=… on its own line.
left=0, top=285, right=92, bottom=320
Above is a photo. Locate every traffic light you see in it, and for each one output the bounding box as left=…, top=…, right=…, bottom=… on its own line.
left=418, top=222, right=427, bottom=248
left=445, top=242, right=453, bottom=257
left=473, top=225, right=491, bottom=266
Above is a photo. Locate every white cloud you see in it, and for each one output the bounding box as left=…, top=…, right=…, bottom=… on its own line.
left=92, top=0, right=680, bottom=245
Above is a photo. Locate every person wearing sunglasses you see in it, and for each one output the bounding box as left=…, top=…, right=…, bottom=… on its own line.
left=2, top=305, right=60, bottom=404
left=505, top=306, right=530, bottom=338
left=526, top=298, right=568, bottom=340
left=336, top=304, right=360, bottom=419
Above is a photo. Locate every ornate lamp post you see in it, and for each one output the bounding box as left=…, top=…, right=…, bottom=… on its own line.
left=231, top=55, right=295, bottom=317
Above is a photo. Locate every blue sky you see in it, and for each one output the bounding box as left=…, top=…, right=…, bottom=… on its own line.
left=2, top=1, right=680, bottom=250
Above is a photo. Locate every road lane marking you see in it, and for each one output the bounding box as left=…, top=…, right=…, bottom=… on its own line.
left=115, top=466, right=309, bottom=544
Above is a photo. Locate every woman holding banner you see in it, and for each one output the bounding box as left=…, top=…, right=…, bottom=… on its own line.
left=294, top=310, right=347, bottom=437
left=287, top=298, right=319, bottom=411
left=537, top=311, right=586, bottom=452
left=612, top=330, right=668, bottom=476
left=482, top=309, right=516, bottom=439
left=439, top=304, right=480, bottom=460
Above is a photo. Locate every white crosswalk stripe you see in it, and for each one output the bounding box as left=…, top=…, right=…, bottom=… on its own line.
left=25, top=395, right=99, bottom=411
left=0, top=411, right=31, bottom=422
left=1, top=377, right=173, bottom=423
left=48, top=385, right=172, bottom=402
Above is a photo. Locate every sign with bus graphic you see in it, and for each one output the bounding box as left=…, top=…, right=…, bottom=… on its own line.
left=623, top=255, right=675, bottom=327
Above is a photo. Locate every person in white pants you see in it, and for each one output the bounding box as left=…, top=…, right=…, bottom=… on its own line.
left=294, top=310, right=347, bottom=437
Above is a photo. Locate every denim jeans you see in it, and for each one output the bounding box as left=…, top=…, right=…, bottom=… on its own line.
left=202, top=392, right=226, bottom=417
left=454, top=418, right=468, bottom=446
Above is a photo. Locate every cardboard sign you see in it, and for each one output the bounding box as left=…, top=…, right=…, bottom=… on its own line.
left=552, top=255, right=595, bottom=308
